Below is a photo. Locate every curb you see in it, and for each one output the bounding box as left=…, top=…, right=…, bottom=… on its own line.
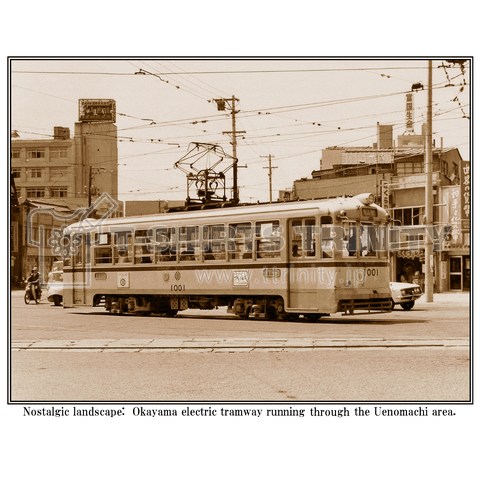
left=11, top=337, right=469, bottom=351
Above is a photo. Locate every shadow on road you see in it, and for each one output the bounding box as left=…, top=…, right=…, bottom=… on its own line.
left=72, top=309, right=428, bottom=326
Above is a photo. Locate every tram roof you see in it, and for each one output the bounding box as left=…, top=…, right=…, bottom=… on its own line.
left=66, top=194, right=386, bottom=231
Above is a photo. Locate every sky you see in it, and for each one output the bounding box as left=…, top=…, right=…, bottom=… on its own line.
left=10, top=58, right=470, bottom=204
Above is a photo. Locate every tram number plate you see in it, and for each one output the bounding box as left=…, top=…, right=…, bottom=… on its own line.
left=263, top=267, right=281, bottom=278
left=117, top=272, right=129, bottom=288
left=233, top=270, right=249, bottom=287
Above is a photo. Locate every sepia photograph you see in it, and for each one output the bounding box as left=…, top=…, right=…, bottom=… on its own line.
left=9, top=57, right=471, bottom=403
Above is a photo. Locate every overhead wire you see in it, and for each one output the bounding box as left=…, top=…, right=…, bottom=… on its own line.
left=11, top=62, right=469, bottom=201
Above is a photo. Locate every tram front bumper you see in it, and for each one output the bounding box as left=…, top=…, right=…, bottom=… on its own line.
left=337, top=290, right=392, bottom=314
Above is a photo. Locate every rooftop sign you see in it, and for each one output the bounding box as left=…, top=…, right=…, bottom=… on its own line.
left=79, top=99, right=116, bottom=123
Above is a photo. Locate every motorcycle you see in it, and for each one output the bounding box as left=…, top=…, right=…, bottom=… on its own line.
left=24, top=281, right=41, bottom=304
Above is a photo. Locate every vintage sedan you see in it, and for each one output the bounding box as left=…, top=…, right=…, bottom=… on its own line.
left=389, top=282, right=423, bottom=310
left=46, top=266, right=63, bottom=306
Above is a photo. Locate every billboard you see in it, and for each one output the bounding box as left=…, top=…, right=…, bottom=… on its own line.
left=405, top=93, right=414, bottom=133
left=460, top=160, right=470, bottom=231
left=79, top=99, right=116, bottom=123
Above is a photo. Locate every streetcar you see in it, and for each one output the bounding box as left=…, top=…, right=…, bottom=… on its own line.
left=62, top=193, right=392, bottom=320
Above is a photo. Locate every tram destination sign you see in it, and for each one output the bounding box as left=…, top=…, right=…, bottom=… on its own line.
left=79, top=99, right=116, bottom=123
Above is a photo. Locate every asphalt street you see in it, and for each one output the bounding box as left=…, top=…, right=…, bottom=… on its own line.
left=9, top=290, right=471, bottom=402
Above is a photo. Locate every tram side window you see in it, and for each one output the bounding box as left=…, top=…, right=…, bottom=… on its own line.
left=114, top=231, right=133, bottom=264
left=179, top=226, right=199, bottom=262
left=85, top=234, right=91, bottom=264
left=73, top=234, right=84, bottom=266
left=155, top=227, right=176, bottom=262
left=203, top=225, right=226, bottom=261
left=63, top=234, right=71, bottom=267
left=320, top=216, right=335, bottom=258
left=290, top=218, right=316, bottom=259
left=255, top=221, right=281, bottom=259
left=345, top=222, right=358, bottom=257
left=94, top=232, right=112, bottom=265
left=228, top=222, right=252, bottom=260
left=134, top=229, right=153, bottom=264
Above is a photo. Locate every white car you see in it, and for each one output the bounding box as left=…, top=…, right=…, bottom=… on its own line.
left=389, top=282, right=423, bottom=310
left=46, top=269, right=63, bottom=306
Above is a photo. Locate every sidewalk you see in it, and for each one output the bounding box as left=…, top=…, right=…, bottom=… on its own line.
left=416, top=291, right=471, bottom=306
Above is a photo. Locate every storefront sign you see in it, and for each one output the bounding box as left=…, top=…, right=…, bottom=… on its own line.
left=381, top=180, right=389, bottom=210
left=406, top=93, right=414, bottom=133
left=448, top=187, right=462, bottom=244
left=460, top=160, right=470, bottom=230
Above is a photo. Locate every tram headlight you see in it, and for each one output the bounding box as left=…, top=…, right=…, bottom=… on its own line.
left=354, top=193, right=375, bottom=205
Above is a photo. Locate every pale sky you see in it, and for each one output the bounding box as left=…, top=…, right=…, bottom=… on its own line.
left=10, top=58, right=470, bottom=204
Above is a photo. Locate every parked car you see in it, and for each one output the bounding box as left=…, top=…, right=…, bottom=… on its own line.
left=389, top=282, right=423, bottom=310
left=46, top=261, right=63, bottom=306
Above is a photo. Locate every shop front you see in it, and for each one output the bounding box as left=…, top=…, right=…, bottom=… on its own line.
left=395, top=249, right=426, bottom=292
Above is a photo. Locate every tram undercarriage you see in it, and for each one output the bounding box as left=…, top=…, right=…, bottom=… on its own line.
left=98, top=293, right=333, bottom=321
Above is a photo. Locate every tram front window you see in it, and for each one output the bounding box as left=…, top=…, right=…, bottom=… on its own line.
left=359, top=223, right=381, bottom=257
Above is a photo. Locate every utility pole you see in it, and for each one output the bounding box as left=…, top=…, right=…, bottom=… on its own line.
left=261, top=154, right=277, bottom=203
left=215, top=96, right=245, bottom=204
left=87, top=166, right=105, bottom=209
left=425, top=60, right=434, bottom=302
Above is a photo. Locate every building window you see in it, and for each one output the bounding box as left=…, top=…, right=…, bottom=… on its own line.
left=396, top=162, right=424, bottom=175
left=442, top=161, right=448, bottom=176
left=26, top=188, right=45, bottom=198
left=30, top=168, right=42, bottom=178
left=11, top=150, right=20, bottom=159
left=50, top=187, right=68, bottom=198
left=452, top=163, right=459, bottom=178
left=27, top=148, right=45, bottom=159
left=50, top=147, right=68, bottom=158
left=393, top=207, right=424, bottom=226
left=12, top=168, right=21, bottom=178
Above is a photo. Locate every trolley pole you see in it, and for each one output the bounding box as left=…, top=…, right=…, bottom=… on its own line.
left=424, top=60, right=434, bottom=302
left=261, top=154, right=277, bottom=203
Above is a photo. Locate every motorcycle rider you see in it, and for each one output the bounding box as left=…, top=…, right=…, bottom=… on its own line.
left=27, top=267, right=40, bottom=301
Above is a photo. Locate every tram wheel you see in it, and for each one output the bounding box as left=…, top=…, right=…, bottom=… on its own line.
left=266, top=306, right=278, bottom=320
left=240, top=307, right=251, bottom=320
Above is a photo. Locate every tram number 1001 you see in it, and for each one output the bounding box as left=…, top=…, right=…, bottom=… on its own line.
left=171, top=284, right=186, bottom=291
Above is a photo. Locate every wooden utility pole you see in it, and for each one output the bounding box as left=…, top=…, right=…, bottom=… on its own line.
left=261, top=154, right=277, bottom=203
left=425, top=60, right=434, bottom=302
left=216, top=96, right=245, bottom=204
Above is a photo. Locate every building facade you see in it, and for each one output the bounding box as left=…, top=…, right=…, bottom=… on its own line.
left=11, top=123, right=119, bottom=210
left=292, top=144, right=469, bottom=293
left=11, top=111, right=121, bottom=284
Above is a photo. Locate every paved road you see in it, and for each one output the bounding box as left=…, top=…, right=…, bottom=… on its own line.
left=9, top=290, right=471, bottom=402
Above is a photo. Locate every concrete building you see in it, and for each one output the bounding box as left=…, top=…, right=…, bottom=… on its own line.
left=291, top=140, right=469, bottom=293
left=11, top=102, right=121, bottom=283
left=11, top=122, right=119, bottom=211
left=123, top=200, right=186, bottom=217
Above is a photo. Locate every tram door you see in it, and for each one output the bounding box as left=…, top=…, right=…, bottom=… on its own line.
left=71, top=234, right=87, bottom=304
left=288, top=218, right=317, bottom=310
